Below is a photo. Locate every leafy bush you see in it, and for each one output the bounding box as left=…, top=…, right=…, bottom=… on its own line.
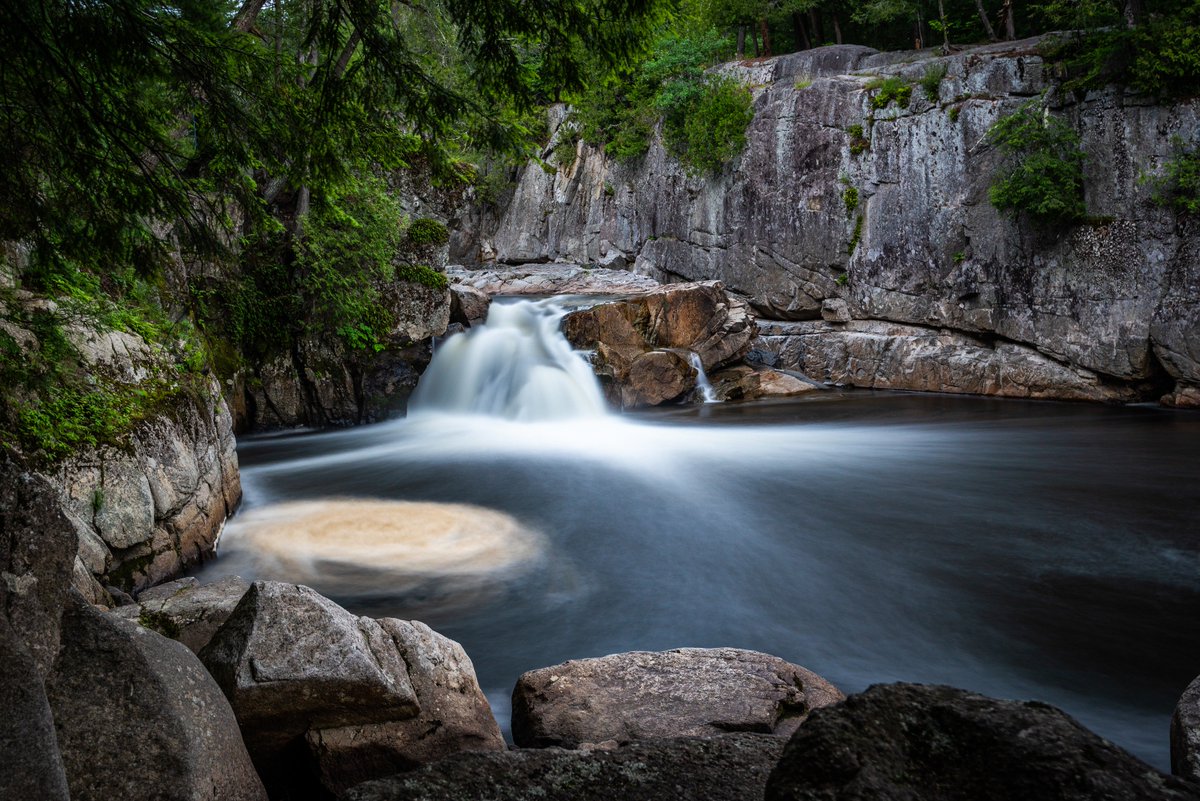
left=668, top=78, right=755, bottom=174
left=987, top=102, right=1086, bottom=223
left=406, top=218, right=451, bottom=246
left=848, top=123, right=870, bottom=155
left=867, top=76, right=912, bottom=109
left=1143, top=139, right=1200, bottom=213
left=842, top=182, right=860, bottom=214
left=921, top=63, right=948, bottom=101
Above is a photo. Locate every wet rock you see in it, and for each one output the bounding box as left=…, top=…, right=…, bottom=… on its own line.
left=446, top=263, right=661, bottom=296
left=562, top=282, right=757, bottom=407
left=711, top=365, right=820, bottom=401
left=110, top=575, right=250, bottom=653
left=1173, top=674, right=1200, bottom=782
left=449, top=282, right=492, bottom=325
left=302, top=618, right=505, bottom=795
left=757, top=319, right=1138, bottom=402
left=511, top=647, right=843, bottom=748
left=346, top=733, right=786, bottom=801
left=765, top=683, right=1200, bottom=801
left=46, top=594, right=267, bottom=801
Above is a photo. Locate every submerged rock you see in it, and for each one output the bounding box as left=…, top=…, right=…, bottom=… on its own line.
left=1174, top=674, right=1200, bottom=782
left=46, top=593, right=266, bottom=801
left=346, top=733, right=786, bottom=801
left=765, top=683, right=1200, bottom=801
left=511, top=647, right=842, bottom=748
left=562, top=281, right=757, bottom=407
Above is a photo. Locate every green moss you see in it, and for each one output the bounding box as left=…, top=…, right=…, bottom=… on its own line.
left=794, top=76, right=814, bottom=90
left=138, top=609, right=181, bottom=639
left=866, top=76, right=912, bottom=110
left=406, top=218, right=450, bottom=247
left=920, top=63, right=948, bottom=102
left=948, top=106, right=961, bottom=123
left=848, top=215, right=864, bottom=255
left=847, top=124, right=870, bottom=155
left=396, top=264, right=449, bottom=290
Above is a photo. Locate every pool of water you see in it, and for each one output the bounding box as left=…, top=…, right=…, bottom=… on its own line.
left=198, top=390, right=1200, bottom=770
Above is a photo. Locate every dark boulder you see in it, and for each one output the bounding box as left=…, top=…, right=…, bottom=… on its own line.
left=765, top=683, right=1200, bottom=801
left=1174, top=674, right=1200, bottom=782
left=346, top=733, right=786, bottom=801
left=45, top=593, right=266, bottom=801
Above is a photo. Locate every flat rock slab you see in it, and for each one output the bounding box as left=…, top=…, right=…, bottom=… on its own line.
left=346, top=733, right=785, bottom=801
left=1174, top=674, right=1200, bottom=782
left=110, top=575, right=250, bottom=653
left=447, top=264, right=661, bottom=296
left=766, top=683, right=1200, bottom=801
left=512, top=647, right=842, bottom=748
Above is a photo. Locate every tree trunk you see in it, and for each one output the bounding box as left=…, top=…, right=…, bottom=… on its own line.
left=737, top=25, right=747, bottom=58
left=1002, top=0, right=1015, bottom=39
left=333, top=29, right=362, bottom=79
left=232, top=0, right=267, bottom=32
left=793, top=12, right=811, bottom=49
left=809, top=9, right=824, bottom=44
left=831, top=12, right=844, bottom=44
left=937, top=0, right=950, bottom=50
left=914, top=8, right=925, bottom=49
left=974, top=0, right=998, bottom=40
left=752, top=26, right=760, bottom=57
left=759, top=18, right=772, bottom=57
left=1122, top=0, right=1143, bottom=27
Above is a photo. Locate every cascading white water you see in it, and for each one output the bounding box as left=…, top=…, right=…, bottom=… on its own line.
left=408, top=298, right=608, bottom=420
left=688, top=351, right=718, bottom=403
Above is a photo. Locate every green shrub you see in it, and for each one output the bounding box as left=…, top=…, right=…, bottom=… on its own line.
left=848, top=215, right=864, bottom=255
left=921, top=63, right=948, bottom=101
left=986, top=102, right=1086, bottom=223
left=948, top=106, right=961, bottom=123
left=848, top=123, right=870, bottom=155
left=866, top=76, right=912, bottom=109
left=406, top=218, right=450, bottom=246
left=671, top=77, right=755, bottom=174
left=842, top=182, right=860, bottom=214
left=1142, top=139, right=1200, bottom=213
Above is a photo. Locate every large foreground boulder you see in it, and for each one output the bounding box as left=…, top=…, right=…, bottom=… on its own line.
left=302, top=619, right=505, bottom=795
left=766, top=683, right=1200, bottom=801
left=562, top=281, right=757, bottom=407
left=346, top=732, right=786, bottom=801
left=1174, top=674, right=1200, bottom=782
left=512, top=647, right=842, bottom=748
left=0, top=614, right=69, bottom=800
left=45, top=594, right=266, bottom=801
left=200, top=581, right=502, bottom=797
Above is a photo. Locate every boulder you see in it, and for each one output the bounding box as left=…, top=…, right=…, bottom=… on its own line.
left=711, top=365, right=820, bottom=401
left=1173, top=674, right=1200, bottom=782
left=45, top=593, right=266, bottom=801
left=199, top=582, right=420, bottom=768
left=302, top=618, right=505, bottom=795
left=346, top=733, right=786, bottom=801
left=449, top=282, right=492, bottom=326
left=511, top=647, right=843, bottom=748
left=201, top=582, right=502, bottom=796
left=765, top=683, right=1200, bottom=801
left=0, top=614, right=69, bottom=801
left=562, top=282, right=757, bottom=407
left=110, top=575, right=250, bottom=653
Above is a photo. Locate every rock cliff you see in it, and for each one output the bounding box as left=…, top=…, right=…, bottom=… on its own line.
left=457, top=38, right=1200, bottom=405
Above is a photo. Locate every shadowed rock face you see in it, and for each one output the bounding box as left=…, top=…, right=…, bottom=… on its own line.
left=511, top=647, right=843, bottom=748
left=1174, top=675, right=1200, bottom=782
left=766, top=683, right=1200, bottom=801
left=462, top=40, right=1200, bottom=403
left=562, top=281, right=757, bottom=407
left=346, top=733, right=787, bottom=801
left=46, top=594, right=267, bottom=801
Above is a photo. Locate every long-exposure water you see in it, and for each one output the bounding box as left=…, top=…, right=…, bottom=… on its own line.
left=196, top=298, right=1200, bottom=770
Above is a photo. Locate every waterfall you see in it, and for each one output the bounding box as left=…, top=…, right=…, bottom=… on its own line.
left=688, top=352, right=719, bottom=403
left=408, top=298, right=608, bottom=421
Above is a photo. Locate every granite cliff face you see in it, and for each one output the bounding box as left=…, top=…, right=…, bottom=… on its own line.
left=456, top=38, right=1200, bottom=405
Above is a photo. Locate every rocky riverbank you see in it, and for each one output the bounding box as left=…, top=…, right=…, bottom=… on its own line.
left=454, top=38, right=1200, bottom=407
left=6, top=548, right=1199, bottom=801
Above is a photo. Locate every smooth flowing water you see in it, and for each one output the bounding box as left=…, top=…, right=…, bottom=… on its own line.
left=199, top=298, right=1200, bottom=769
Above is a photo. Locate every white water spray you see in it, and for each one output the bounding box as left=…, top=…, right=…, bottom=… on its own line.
left=688, top=351, right=719, bottom=403
left=408, top=298, right=608, bottom=421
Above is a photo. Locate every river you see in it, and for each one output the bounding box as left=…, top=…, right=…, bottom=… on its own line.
left=196, top=298, right=1200, bottom=770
